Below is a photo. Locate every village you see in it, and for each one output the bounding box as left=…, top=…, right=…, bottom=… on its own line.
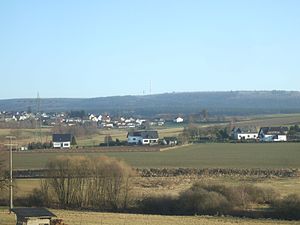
left=1, top=110, right=300, bottom=151
left=0, top=110, right=183, bottom=129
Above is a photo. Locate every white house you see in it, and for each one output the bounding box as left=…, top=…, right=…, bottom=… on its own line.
left=127, top=130, right=159, bottom=145
left=52, top=134, right=73, bottom=148
left=258, top=127, right=288, bottom=142
left=89, top=114, right=98, bottom=122
left=231, top=127, right=258, bottom=140
left=174, top=117, right=184, bottom=123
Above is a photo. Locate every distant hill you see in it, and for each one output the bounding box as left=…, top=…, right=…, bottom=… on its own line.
left=1, top=91, right=300, bottom=116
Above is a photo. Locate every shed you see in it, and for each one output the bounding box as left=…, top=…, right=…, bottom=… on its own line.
left=12, top=207, right=56, bottom=225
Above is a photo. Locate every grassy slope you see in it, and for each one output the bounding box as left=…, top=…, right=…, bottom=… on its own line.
left=1, top=209, right=299, bottom=225
left=12, top=143, right=300, bottom=169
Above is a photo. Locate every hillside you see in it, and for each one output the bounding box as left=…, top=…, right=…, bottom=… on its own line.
left=1, top=91, right=300, bottom=116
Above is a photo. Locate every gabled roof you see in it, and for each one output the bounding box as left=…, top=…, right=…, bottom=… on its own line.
left=128, top=130, right=159, bottom=139
left=259, top=127, right=289, bottom=135
left=52, top=133, right=72, bottom=142
left=232, top=127, right=257, bottom=133
left=163, top=136, right=178, bottom=141
left=12, top=207, right=56, bottom=218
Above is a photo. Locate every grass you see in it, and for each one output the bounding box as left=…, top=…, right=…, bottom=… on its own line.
left=1, top=208, right=300, bottom=225
left=12, top=143, right=300, bottom=169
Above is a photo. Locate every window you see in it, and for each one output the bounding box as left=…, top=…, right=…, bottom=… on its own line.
left=144, top=140, right=149, bottom=143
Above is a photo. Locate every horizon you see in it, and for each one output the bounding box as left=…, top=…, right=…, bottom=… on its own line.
left=1, top=1, right=300, bottom=99
left=0, top=89, right=300, bottom=100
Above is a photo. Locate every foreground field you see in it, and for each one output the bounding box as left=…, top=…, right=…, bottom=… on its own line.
left=12, top=176, right=300, bottom=201
left=1, top=209, right=300, bottom=225
left=12, top=143, right=300, bottom=169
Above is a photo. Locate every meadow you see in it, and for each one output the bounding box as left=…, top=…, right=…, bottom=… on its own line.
left=1, top=113, right=300, bottom=147
left=1, top=208, right=300, bottom=225
left=11, top=143, right=300, bottom=169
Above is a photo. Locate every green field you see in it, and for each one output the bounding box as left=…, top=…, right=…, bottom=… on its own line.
left=1, top=208, right=300, bottom=225
left=12, top=143, right=300, bottom=169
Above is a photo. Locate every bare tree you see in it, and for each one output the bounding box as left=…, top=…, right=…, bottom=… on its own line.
left=44, top=156, right=134, bottom=210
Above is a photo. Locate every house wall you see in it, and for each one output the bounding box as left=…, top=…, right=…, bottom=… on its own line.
left=53, top=141, right=71, bottom=148
left=274, top=135, right=287, bottom=142
left=16, top=217, right=50, bottom=225
left=128, top=136, right=159, bottom=145
left=128, top=136, right=143, bottom=144
left=142, top=138, right=159, bottom=145
left=260, top=134, right=274, bottom=142
left=237, top=133, right=258, bottom=140
left=27, top=218, right=50, bottom=225
left=260, top=134, right=287, bottom=142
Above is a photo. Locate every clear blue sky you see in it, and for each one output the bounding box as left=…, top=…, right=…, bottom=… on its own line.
left=0, top=0, right=299, bottom=99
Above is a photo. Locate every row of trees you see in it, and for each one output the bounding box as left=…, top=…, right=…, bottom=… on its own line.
left=39, top=156, right=134, bottom=210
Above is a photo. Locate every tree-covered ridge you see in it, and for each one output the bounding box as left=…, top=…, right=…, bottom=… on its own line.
left=1, top=91, right=300, bottom=116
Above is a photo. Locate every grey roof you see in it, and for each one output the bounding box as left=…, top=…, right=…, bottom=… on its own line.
left=128, top=130, right=159, bottom=139
left=259, top=127, right=289, bottom=135
left=232, top=127, right=257, bottom=133
left=52, top=133, right=72, bottom=142
left=163, top=136, right=178, bottom=141
left=12, top=207, right=56, bottom=218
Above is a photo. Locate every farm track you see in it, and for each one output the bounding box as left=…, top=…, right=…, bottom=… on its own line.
left=12, top=146, right=161, bottom=153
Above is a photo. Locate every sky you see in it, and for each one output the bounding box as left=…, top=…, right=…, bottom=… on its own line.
left=0, top=0, right=300, bottom=99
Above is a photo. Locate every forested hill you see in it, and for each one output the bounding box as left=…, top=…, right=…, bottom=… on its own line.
left=1, top=91, right=300, bottom=116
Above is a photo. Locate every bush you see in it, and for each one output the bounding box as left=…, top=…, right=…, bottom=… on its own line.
left=179, top=184, right=232, bottom=215
left=26, top=188, right=47, bottom=207
left=139, top=182, right=279, bottom=216
left=28, top=142, right=52, bottom=150
left=272, top=194, right=300, bottom=219
left=140, top=194, right=178, bottom=215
